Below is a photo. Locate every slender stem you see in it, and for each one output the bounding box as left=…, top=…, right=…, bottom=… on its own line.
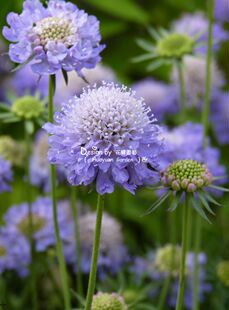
left=193, top=1, right=215, bottom=309
left=49, top=75, right=71, bottom=310
left=24, top=121, right=38, bottom=310
left=84, top=194, right=105, bottom=310
left=177, top=60, right=187, bottom=122
left=175, top=194, right=190, bottom=310
left=70, top=187, right=83, bottom=297
left=157, top=274, right=172, bottom=310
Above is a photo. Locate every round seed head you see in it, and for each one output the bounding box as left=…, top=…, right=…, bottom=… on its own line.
left=92, top=293, right=127, bottom=310
left=12, top=96, right=44, bottom=119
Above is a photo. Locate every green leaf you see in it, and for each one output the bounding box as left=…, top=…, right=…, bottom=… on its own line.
left=146, top=59, right=165, bottom=71
left=136, top=39, right=155, bottom=53
left=1, top=117, right=20, bottom=124
left=142, top=191, right=171, bottom=216
left=203, top=191, right=222, bottom=207
left=198, top=192, right=215, bottom=215
left=191, top=197, right=211, bottom=224
left=131, top=53, right=157, bottom=63
left=0, top=103, right=10, bottom=111
left=0, top=112, right=14, bottom=119
left=209, top=185, right=229, bottom=192
left=84, top=0, right=149, bottom=25
left=167, top=192, right=183, bottom=212
left=148, top=27, right=161, bottom=40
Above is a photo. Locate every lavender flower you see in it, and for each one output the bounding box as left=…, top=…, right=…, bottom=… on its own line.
left=172, top=56, right=224, bottom=109
left=132, top=247, right=211, bottom=309
left=4, top=197, right=71, bottom=252
left=54, top=63, right=117, bottom=105
left=214, top=0, right=229, bottom=23
left=3, top=0, right=105, bottom=75
left=132, top=78, right=177, bottom=120
left=44, top=83, right=163, bottom=194
left=172, top=12, right=226, bottom=53
left=64, top=212, right=128, bottom=277
left=0, top=156, right=12, bottom=193
left=12, top=65, right=48, bottom=97
left=0, top=228, right=30, bottom=276
left=30, top=130, right=66, bottom=192
left=159, top=123, right=226, bottom=189
left=211, top=93, right=229, bottom=145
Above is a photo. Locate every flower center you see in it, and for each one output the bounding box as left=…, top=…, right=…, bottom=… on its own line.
left=34, top=17, right=76, bottom=47
left=18, top=214, right=46, bottom=237
left=161, top=159, right=213, bottom=192
left=156, top=33, right=194, bottom=58
left=0, top=244, right=7, bottom=257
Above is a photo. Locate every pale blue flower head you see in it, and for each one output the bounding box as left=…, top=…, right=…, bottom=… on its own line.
left=0, top=156, right=12, bottom=193
left=3, top=0, right=105, bottom=75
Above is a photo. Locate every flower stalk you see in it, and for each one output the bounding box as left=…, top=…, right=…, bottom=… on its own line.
left=48, top=75, right=71, bottom=310
left=85, top=194, right=105, bottom=310
left=194, top=1, right=215, bottom=309
left=177, top=60, right=187, bottom=122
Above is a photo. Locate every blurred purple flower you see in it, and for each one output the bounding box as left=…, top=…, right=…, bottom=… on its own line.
left=44, top=83, right=163, bottom=195
left=4, top=197, right=71, bottom=252
left=214, top=0, right=229, bottom=23
left=0, top=228, right=30, bottom=277
left=3, top=0, right=105, bottom=75
left=172, top=12, right=226, bottom=53
left=30, top=130, right=66, bottom=192
left=0, top=156, right=12, bottom=193
left=159, top=123, right=227, bottom=196
left=132, top=78, right=177, bottom=121
left=211, top=92, right=229, bottom=145
left=12, top=65, right=48, bottom=97
left=54, top=63, right=117, bottom=106
left=64, top=211, right=128, bottom=278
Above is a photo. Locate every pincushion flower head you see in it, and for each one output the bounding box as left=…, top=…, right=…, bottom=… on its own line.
left=0, top=135, right=26, bottom=167
left=0, top=156, right=13, bottom=193
left=91, top=292, right=127, bottom=310
left=3, top=0, right=105, bottom=75
left=44, top=83, right=163, bottom=195
left=214, top=0, right=229, bottom=23
left=64, top=211, right=128, bottom=276
left=4, top=197, right=71, bottom=252
left=145, top=158, right=228, bottom=220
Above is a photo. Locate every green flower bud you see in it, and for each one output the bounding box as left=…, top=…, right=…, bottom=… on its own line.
left=0, top=135, right=26, bottom=167
left=92, top=293, right=127, bottom=310
left=122, top=289, right=138, bottom=304
left=217, top=261, right=229, bottom=287
left=155, top=244, right=181, bottom=275
left=12, top=96, right=44, bottom=119
left=161, top=159, right=213, bottom=192
left=156, top=33, right=194, bottom=59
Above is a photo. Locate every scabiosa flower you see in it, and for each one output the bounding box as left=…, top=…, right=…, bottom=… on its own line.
left=154, top=244, right=181, bottom=276
left=64, top=212, right=128, bottom=277
left=12, top=65, right=48, bottom=97
left=44, top=83, right=162, bottom=194
left=92, top=292, right=127, bottom=310
left=217, top=261, right=229, bottom=287
left=172, top=12, right=226, bottom=53
left=3, top=0, right=105, bottom=75
left=4, top=197, right=71, bottom=252
left=12, top=95, right=44, bottom=119
left=132, top=78, right=177, bottom=120
left=0, top=156, right=12, bottom=193
left=30, top=130, right=66, bottom=191
left=0, top=228, right=30, bottom=276
left=214, top=0, right=229, bottom=23
left=211, top=93, right=229, bottom=145
left=54, top=63, right=117, bottom=105
left=0, top=135, right=26, bottom=167
left=172, top=56, right=224, bottom=108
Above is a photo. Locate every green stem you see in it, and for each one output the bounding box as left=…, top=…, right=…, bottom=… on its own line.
left=177, top=60, right=187, bottom=122
left=70, top=187, right=83, bottom=297
left=24, top=121, right=38, bottom=310
left=49, top=75, right=71, bottom=310
left=157, top=274, right=172, bottom=310
left=193, top=1, right=215, bottom=309
left=84, top=194, right=105, bottom=310
left=175, top=194, right=190, bottom=310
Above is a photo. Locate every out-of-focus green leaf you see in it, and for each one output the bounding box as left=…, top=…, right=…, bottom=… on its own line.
left=84, top=0, right=149, bottom=25
left=100, top=20, right=128, bottom=39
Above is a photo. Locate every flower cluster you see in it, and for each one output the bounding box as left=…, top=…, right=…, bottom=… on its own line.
left=12, top=95, right=44, bottom=119
left=3, top=0, right=105, bottom=75
left=44, top=83, right=162, bottom=194
left=214, top=0, right=229, bottom=23
left=0, top=156, right=12, bottom=193
left=64, top=211, right=128, bottom=277
left=0, top=135, right=26, bottom=167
